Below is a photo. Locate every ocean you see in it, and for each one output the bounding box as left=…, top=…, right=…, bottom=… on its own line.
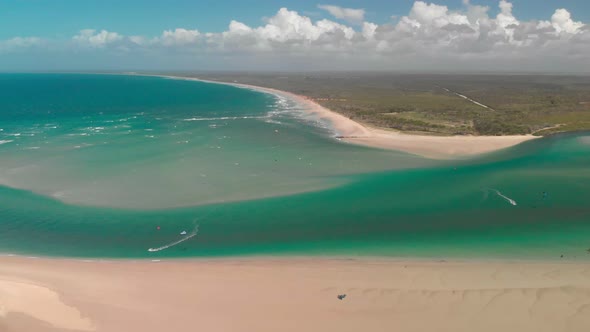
left=1, top=73, right=589, bottom=260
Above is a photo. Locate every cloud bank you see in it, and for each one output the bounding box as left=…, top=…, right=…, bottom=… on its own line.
left=1, top=1, right=588, bottom=72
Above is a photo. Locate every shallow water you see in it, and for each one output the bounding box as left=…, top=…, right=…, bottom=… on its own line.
left=0, top=74, right=431, bottom=209
left=1, top=74, right=589, bottom=260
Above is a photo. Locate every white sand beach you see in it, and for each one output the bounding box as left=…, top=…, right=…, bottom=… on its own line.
left=288, top=93, right=537, bottom=159
left=1, top=256, right=589, bottom=332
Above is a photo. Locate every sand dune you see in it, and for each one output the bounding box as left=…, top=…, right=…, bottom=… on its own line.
left=2, top=256, right=590, bottom=332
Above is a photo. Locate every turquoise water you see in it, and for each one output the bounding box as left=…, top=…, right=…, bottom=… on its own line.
left=1, top=74, right=589, bottom=260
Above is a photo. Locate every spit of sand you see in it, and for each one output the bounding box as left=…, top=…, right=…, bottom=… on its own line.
left=159, top=75, right=537, bottom=159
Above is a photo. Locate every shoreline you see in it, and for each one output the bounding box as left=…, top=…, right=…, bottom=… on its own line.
left=2, top=255, right=590, bottom=332
left=0, top=251, right=584, bottom=265
left=151, top=74, right=538, bottom=159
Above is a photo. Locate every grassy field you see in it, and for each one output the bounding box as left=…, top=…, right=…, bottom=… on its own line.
left=162, top=72, right=590, bottom=136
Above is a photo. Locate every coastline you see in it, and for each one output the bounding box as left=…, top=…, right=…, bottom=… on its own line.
left=153, top=74, right=538, bottom=159
left=3, top=73, right=585, bottom=331
left=2, top=255, right=590, bottom=332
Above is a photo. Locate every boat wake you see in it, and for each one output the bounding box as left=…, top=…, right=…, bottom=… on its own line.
left=484, top=188, right=517, bottom=206
left=148, top=225, right=199, bottom=252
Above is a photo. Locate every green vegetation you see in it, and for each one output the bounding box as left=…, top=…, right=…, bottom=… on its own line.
left=163, top=72, right=590, bottom=136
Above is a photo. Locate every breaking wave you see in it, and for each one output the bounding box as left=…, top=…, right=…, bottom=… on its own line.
left=183, top=116, right=266, bottom=121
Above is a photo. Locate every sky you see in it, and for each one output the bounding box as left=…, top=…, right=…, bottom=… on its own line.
left=1, top=0, right=589, bottom=72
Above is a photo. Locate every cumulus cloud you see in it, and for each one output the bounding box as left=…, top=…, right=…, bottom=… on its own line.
left=1, top=1, right=588, bottom=71
left=216, top=1, right=586, bottom=63
left=318, top=4, right=365, bottom=24
left=217, top=8, right=355, bottom=53
left=549, top=9, right=584, bottom=34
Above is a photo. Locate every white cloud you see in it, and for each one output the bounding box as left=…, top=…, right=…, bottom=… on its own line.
left=318, top=4, right=365, bottom=24
left=362, top=22, right=378, bottom=40
left=73, top=29, right=123, bottom=48
left=494, top=0, right=519, bottom=39
left=129, top=35, right=147, bottom=45
left=550, top=9, right=584, bottom=34
left=218, top=8, right=355, bottom=52
left=402, top=1, right=470, bottom=32
left=158, top=28, right=200, bottom=46
left=0, top=37, right=43, bottom=53
left=1, top=1, right=588, bottom=72
left=409, top=1, right=448, bottom=24
left=204, top=1, right=588, bottom=70
left=463, top=1, right=489, bottom=25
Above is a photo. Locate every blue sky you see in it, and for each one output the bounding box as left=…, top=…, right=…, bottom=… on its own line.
left=1, top=0, right=589, bottom=72
left=2, top=0, right=588, bottom=39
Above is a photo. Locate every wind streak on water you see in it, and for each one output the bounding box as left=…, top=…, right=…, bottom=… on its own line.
left=148, top=225, right=199, bottom=252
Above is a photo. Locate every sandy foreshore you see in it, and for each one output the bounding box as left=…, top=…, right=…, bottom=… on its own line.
left=1, top=256, right=590, bottom=332
left=157, top=74, right=537, bottom=159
